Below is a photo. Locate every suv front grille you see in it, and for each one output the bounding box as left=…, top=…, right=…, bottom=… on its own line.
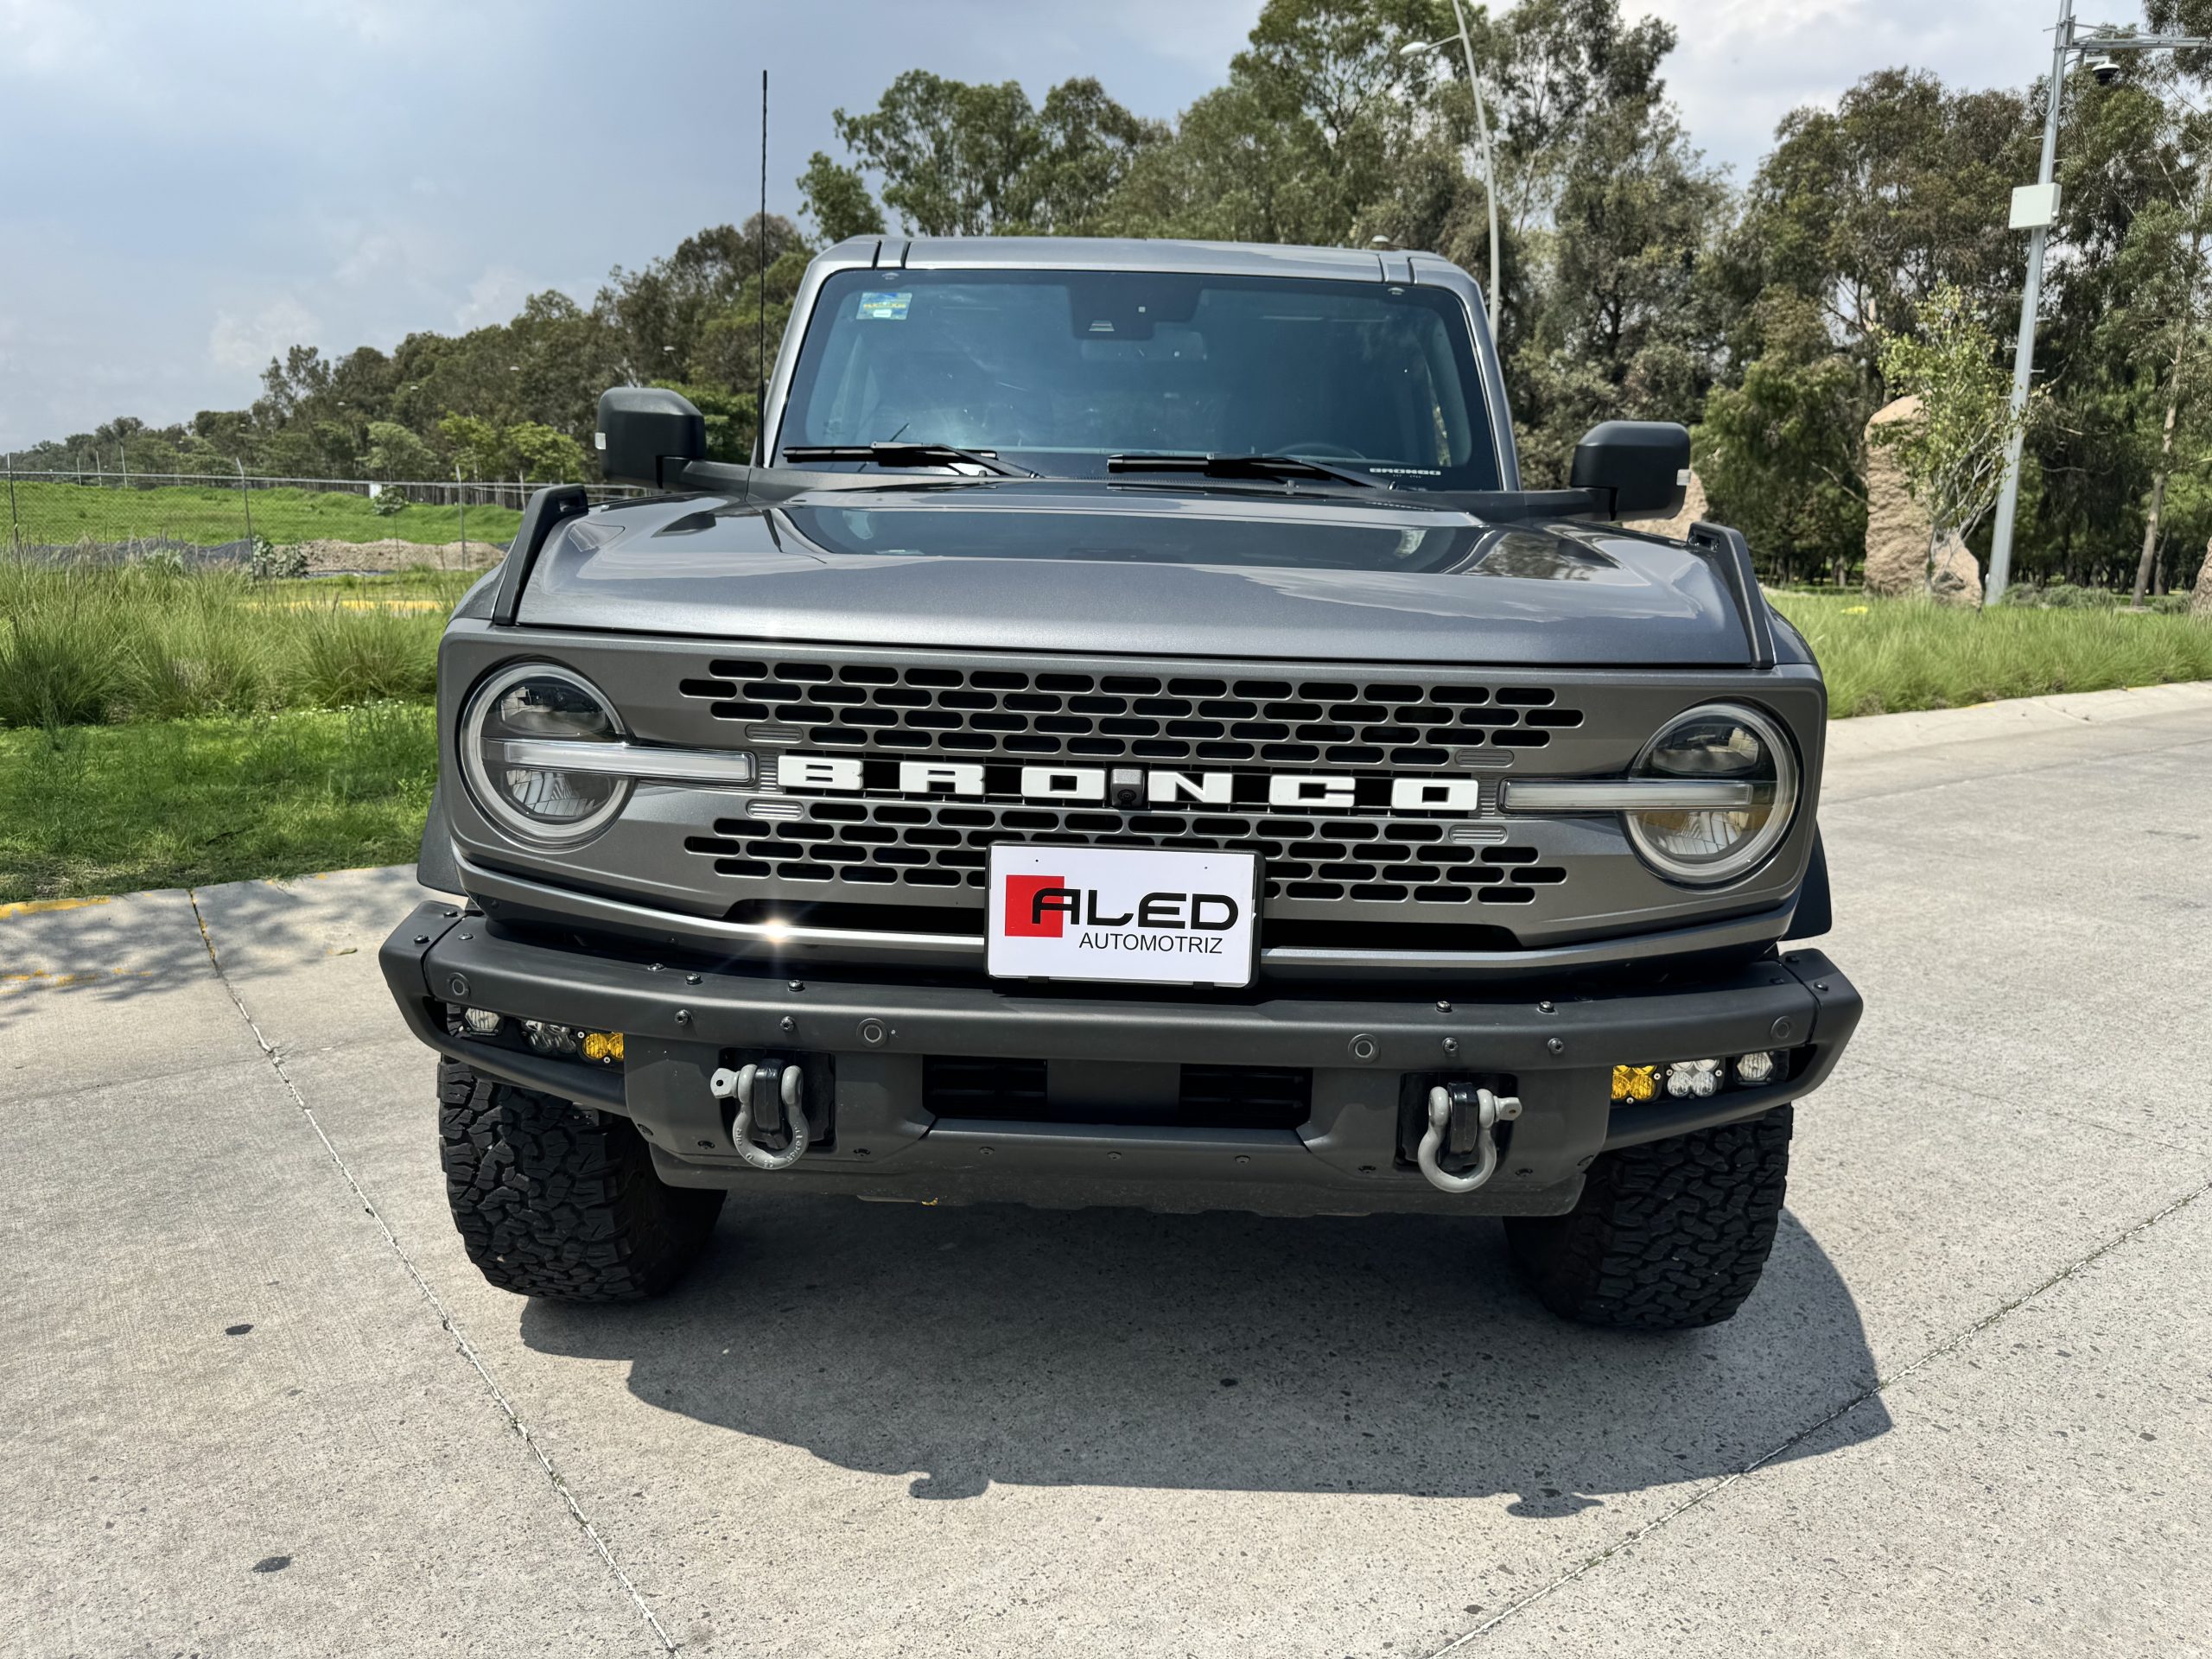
left=686, top=799, right=1568, bottom=906
left=680, top=658, right=1583, bottom=765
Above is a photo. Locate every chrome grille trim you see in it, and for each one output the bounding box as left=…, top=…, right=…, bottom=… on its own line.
left=456, top=855, right=1798, bottom=982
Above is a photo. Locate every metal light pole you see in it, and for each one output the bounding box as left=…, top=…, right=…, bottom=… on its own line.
left=1402, top=10, right=1502, bottom=322
left=1987, top=4, right=2212, bottom=601
left=1986, top=1, right=2075, bottom=604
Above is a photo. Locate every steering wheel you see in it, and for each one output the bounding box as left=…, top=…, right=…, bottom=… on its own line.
left=1272, top=438, right=1372, bottom=461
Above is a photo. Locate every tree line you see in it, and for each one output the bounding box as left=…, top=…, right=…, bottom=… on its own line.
left=16, top=0, right=2212, bottom=593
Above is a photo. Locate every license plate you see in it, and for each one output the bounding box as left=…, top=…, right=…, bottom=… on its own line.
left=986, top=844, right=1260, bottom=988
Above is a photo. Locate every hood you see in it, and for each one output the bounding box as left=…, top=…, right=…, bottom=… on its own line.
left=516, top=484, right=1760, bottom=667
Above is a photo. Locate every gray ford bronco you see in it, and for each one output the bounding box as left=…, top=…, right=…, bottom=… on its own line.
left=380, top=236, right=1860, bottom=1330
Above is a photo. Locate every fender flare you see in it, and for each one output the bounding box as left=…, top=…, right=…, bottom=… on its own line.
left=1783, top=828, right=1831, bottom=941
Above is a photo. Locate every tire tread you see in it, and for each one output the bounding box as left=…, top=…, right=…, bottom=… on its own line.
left=1507, top=1104, right=1793, bottom=1331
left=436, top=1058, right=722, bottom=1302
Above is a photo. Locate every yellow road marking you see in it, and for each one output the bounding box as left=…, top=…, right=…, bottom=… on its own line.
left=0, top=895, right=113, bottom=921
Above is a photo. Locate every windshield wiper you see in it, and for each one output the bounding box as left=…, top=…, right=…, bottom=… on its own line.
left=780, top=442, right=1036, bottom=479
left=1107, top=452, right=1385, bottom=490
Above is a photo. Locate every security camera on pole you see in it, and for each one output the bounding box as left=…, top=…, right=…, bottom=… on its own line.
left=1986, top=3, right=2212, bottom=601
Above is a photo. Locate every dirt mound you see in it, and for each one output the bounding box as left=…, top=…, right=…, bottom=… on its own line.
left=292, top=537, right=504, bottom=574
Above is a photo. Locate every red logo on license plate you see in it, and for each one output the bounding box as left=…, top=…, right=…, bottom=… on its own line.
left=1003, top=873, right=1066, bottom=938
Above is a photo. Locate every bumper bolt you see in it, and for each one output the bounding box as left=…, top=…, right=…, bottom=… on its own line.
left=1538, top=1000, right=1554, bottom=1014
left=1441, top=1037, right=1459, bottom=1055
left=788, top=981, right=806, bottom=993
left=413, top=934, right=428, bottom=944
left=1435, top=1000, right=1452, bottom=1014
left=1547, top=1037, right=1564, bottom=1055
left=686, top=974, right=701, bottom=985
left=779, top=1016, right=796, bottom=1033
left=676, top=1009, right=692, bottom=1027
left=457, top=931, right=473, bottom=942
left=859, top=1018, right=887, bottom=1046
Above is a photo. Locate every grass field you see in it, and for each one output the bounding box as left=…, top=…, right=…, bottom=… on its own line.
left=7, top=478, right=523, bottom=549
left=1770, top=591, right=2212, bottom=716
left=0, top=704, right=435, bottom=904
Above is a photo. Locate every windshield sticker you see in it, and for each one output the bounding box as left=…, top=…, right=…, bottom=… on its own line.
left=855, top=290, right=912, bottom=321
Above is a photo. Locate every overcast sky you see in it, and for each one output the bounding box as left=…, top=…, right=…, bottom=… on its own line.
left=0, top=0, right=2082, bottom=452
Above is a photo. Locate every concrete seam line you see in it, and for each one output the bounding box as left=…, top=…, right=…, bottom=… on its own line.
left=1425, top=1167, right=2212, bottom=1656
left=185, top=888, right=679, bottom=1656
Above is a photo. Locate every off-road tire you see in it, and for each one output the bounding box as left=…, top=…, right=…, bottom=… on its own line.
left=1505, top=1104, right=1793, bottom=1331
left=437, top=1058, right=724, bottom=1301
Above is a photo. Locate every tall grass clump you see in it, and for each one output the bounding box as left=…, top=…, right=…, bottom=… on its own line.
left=0, top=561, right=130, bottom=726
left=119, top=563, right=275, bottom=719
left=283, top=601, right=441, bottom=705
left=0, top=555, right=451, bottom=728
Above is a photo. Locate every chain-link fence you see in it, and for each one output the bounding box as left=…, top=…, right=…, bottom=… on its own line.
left=1, top=466, right=642, bottom=573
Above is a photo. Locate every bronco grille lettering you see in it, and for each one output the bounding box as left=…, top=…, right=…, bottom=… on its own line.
left=779, top=753, right=1486, bottom=813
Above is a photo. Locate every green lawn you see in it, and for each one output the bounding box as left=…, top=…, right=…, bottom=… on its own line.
left=6, top=478, right=522, bottom=549
left=1770, top=591, right=2212, bottom=716
left=0, top=704, right=435, bottom=904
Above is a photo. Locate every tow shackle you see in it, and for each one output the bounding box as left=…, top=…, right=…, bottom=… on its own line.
left=1417, top=1082, right=1522, bottom=1194
left=708, top=1060, right=811, bottom=1171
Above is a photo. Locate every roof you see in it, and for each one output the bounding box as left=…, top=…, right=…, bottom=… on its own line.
left=816, top=234, right=1446, bottom=283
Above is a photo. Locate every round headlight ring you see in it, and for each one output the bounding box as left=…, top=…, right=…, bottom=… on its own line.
left=461, top=663, right=632, bottom=847
left=1624, top=702, right=1799, bottom=886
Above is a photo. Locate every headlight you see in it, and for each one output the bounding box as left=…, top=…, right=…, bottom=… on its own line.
left=461, top=664, right=630, bottom=844
left=1624, top=702, right=1798, bottom=884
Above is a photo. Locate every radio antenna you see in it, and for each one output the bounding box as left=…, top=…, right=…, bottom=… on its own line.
left=757, top=68, right=769, bottom=461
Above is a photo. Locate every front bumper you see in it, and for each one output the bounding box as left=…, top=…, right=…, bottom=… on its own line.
left=379, top=901, right=1861, bottom=1218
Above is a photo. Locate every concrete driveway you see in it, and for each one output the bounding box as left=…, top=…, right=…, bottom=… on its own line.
left=5, top=683, right=2209, bottom=1658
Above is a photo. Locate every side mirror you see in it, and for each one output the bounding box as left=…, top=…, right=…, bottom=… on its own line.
left=1569, top=421, right=1691, bottom=520
left=595, top=386, right=705, bottom=487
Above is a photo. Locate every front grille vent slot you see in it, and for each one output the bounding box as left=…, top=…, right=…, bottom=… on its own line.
left=685, top=802, right=1567, bottom=906
left=680, top=661, right=1582, bottom=764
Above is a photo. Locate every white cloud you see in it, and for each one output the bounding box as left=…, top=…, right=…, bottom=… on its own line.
left=0, top=0, right=111, bottom=78
left=208, top=296, right=321, bottom=374
left=1628, top=0, right=2066, bottom=176
left=454, top=266, right=537, bottom=331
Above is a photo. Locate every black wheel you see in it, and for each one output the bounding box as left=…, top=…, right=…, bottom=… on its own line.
left=1505, top=1104, right=1793, bottom=1331
left=436, top=1058, right=724, bottom=1302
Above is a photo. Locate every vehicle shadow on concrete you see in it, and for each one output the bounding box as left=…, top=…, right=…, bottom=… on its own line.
left=0, top=868, right=435, bottom=1037
left=521, top=1198, right=1884, bottom=1508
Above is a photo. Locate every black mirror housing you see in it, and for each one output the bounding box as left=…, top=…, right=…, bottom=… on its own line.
left=1569, top=421, right=1691, bottom=520
left=596, top=386, right=706, bottom=487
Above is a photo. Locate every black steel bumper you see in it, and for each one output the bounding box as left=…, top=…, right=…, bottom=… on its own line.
left=379, top=901, right=1861, bottom=1218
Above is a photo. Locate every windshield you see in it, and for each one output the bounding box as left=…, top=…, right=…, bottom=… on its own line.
left=777, top=267, right=1503, bottom=491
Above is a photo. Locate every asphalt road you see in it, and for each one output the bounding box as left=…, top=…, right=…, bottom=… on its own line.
left=5, top=683, right=2210, bottom=1658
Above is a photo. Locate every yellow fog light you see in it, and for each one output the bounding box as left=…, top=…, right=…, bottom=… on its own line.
left=581, top=1030, right=625, bottom=1065
left=1611, top=1065, right=1658, bottom=1103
